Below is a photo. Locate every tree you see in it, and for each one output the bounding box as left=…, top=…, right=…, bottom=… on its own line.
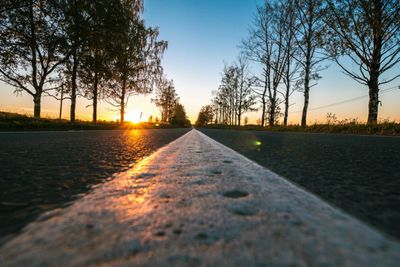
left=234, top=57, right=257, bottom=126
left=195, top=105, right=214, bottom=126
left=293, top=0, right=327, bottom=126
left=211, top=90, right=228, bottom=124
left=211, top=60, right=255, bottom=126
left=170, top=103, right=190, bottom=127
left=56, top=0, right=89, bottom=123
left=77, top=0, right=125, bottom=123
left=242, top=1, right=290, bottom=126
left=0, top=0, right=68, bottom=118
left=153, top=78, right=179, bottom=123
left=220, top=64, right=238, bottom=125
left=106, top=1, right=166, bottom=123
left=281, top=0, right=301, bottom=126
left=325, top=0, right=400, bottom=124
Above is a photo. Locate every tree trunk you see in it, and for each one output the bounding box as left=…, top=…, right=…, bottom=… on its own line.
left=92, top=72, right=98, bottom=123
left=120, top=101, right=125, bottom=123
left=70, top=50, right=78, bottom=123
left=301, top=13, right=314, bottom=127
left=120, top=78, right=126, bottom=123
left=261, top=97, right=266, bottom=127
left=269, top=100, right=275, bottom=127
left=301, top=60, right=310, bottom=127
left=283, top=60, right=290, bottom=126
left=29, top=0, right=40, bottom=119
left=33, top=94, right=41, bottom=119
left=367, top=5, right=382, bottom=125
left=59, top=84, right=64, bottom=120
left=284, top=83, right=290, bottom=126
left=301, top=85, right=309, bottom=127
left=367, top=75, right=379, bottom=124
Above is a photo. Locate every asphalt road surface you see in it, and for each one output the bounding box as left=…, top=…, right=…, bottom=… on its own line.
left=199, top=128, right=400, bottom=240
left=0, top=128, right=190, bottom=244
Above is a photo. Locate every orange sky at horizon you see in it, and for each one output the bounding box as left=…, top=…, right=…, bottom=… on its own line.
left=1, top=78, right=399, bottom=125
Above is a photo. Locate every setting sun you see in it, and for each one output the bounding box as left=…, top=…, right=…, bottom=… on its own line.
left=125, top=110, right=146, bottom=124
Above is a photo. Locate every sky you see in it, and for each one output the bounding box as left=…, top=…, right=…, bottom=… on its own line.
left=0, top=0, right=399, bottom=124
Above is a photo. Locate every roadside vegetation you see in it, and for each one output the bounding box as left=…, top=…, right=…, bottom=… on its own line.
left=0, top=0, right=191, bottom=127
left=198, top=121, right=400, bottom=136
left=196, top=110, right=400, bottom=135
left=0, top=112, right=190, bottom=131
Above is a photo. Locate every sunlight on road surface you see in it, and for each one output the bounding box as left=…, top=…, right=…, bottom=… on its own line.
left=109, top=160, right=156, bottom=221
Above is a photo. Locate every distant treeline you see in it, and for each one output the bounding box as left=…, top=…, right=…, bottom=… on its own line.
left=0, top=0, right=189, bottom=125
left=196, top=0, right=400, bottom=127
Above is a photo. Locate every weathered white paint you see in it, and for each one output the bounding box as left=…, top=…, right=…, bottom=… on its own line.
left=1, top=129, right=399, bottom=266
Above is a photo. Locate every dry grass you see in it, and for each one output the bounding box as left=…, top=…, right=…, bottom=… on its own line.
left=200, top=121, right=400, bottom=136
left=0, top=112, right=179, bottom=131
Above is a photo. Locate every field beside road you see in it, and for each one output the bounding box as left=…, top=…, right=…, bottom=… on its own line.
left=0, top=128, right=190, bottom=244
left=199, top=128, right=400, bottom=240
left=0, top=112, right=180, bottom=131
left=201, top=122, right=400, bottom=136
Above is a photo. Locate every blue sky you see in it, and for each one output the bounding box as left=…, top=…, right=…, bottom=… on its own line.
left=143, top=0, right=263, bottom=121
left=0, top=0, right=399, bottom=123
left=143, top=0, right=400, bottom=123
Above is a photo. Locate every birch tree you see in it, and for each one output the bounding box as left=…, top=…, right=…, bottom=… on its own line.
left=281, top=0, right=301, bottom=126
left=293, top=0, right=327, bottom=126
left=234, top=57, right=256, bottom=126
left=242, top=1, right=288, bottom=126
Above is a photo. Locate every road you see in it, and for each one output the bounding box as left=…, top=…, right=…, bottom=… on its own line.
left=2, top=129, right=399, bottom=267
left=0, top=128, right=190, bottom=243
left=199, top=128, right=400, bottom=240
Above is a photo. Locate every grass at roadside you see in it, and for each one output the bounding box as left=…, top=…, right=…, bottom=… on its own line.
left=0, top=112, right=182, bottom=131
left=199, top=122, right=400, bottom=136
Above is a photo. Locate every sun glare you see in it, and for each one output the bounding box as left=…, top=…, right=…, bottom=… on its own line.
left=125, top=110, right=145, bottom=124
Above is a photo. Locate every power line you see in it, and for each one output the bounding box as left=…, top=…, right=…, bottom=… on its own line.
left=289, top=85, right=400, bottom=114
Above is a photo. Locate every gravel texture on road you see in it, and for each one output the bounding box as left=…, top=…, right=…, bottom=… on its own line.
left=199, top=128, right=400, bottom=240
left=0, top=128, right=190, bottom=243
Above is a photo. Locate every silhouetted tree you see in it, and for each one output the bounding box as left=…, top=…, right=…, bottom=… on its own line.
left=293, top=0, right=327, bottom=126
left=211, top=59, right=255, bottom=126
left=106, top=1, right=166, bottom=123
left=0, top=0, right=68, bottom=118
left=234, top=57, right=257, bottom=126
left=281, top=0, right=301, bottom=126
left=196, top=105, right=214, bottom=126
left=77, top=1, right=126, bottom=123
left=153, top=78, right=179, bottom=123
left=56, top=0, right=89, bottom=123
left=242, top=1, right=289, bottom=126
left=325, top=0, right=400, bottom=124
left=170, top=103, right=190, bottom=127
